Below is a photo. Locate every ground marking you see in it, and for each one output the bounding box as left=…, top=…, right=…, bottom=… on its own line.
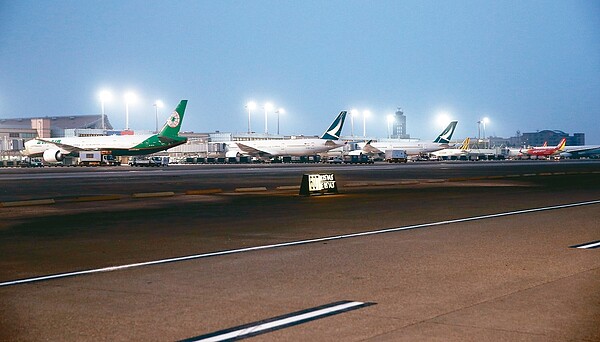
left=570, top=240, right=600, bottom=249
left=179, top=300, right=374, bottom=342
left=1, top=199, right=599, bottom=287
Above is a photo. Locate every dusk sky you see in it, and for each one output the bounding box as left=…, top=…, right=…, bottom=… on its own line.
left=1, top=1, right=599, bottom=142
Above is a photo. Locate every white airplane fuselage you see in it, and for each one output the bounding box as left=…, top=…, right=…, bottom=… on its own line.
left=23, top=135, right=154, bottom=157
left=237, top=138, right=344, bottom=157
left=359, top=141, right=449, bottom=156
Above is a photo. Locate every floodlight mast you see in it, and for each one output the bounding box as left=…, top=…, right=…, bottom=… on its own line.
left=246, top=101, right=257, bottom=134
left=154, top=100, right=164, bottom=133
left=124, top=92, right=137, bottom=131
left=99, top=90, right=112, bottom=131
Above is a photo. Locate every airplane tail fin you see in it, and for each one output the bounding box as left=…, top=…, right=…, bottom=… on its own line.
left=158, top=100, right=188, bottom=139
left=320, top=111, right=347, bottom=140
left=557, top=138, right=567, bottom=151
left=460, top=137, right=470, bottom=150
left=433, top=121, right=458, bottom=144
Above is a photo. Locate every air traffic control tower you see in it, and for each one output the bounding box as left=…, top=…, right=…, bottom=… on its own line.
left=391, top=107, right=410, bottom=139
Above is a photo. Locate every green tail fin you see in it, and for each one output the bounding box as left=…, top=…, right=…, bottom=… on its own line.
left=159, top=100, right=188, bottom=138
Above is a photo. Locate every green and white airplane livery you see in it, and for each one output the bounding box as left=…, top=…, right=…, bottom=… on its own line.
left=23, top=100, right=188, bottom=163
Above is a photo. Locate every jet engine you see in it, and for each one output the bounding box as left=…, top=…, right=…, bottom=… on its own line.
left=42, top=149, right=64, bottom=163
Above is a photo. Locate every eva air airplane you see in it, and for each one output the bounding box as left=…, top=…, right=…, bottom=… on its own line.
left=23, top=100, right=188, bottom=163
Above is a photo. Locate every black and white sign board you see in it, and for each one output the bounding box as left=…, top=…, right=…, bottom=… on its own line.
left=299, top=173, right=338, bottom=196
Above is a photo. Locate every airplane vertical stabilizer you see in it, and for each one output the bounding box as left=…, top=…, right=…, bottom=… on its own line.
left=433, top=121, right=458, bottom=144
left=320, top=111, right=347, bottom=140
left=159, top=100, right=188, bottom=138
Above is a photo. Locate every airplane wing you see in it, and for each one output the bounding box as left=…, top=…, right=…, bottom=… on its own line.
left=235, top=142, right=272, bottom=158
left=36, top=138, right=86, bottom=152
left=563, top=145, right=600, bottom=153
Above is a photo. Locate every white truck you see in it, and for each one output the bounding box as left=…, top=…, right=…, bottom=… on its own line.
left=129, top=156, right=169, bottom=167
left=384, top=149, right=408, bottom=163
left=78, top=151, right=121, bottom=166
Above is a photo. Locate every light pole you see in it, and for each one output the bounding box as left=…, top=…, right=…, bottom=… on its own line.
left=264, top=102, right=274, bottom=134
left=275, top=108, right=285, bottom=135
left=245, top=101, right=256, bottom=134
left=387, top=114, right=395, bottom=139
left=482, top=117, right=489, bottom=148
left=362, top=110, right=370, bottom=138
left=124, top=92, right=137, bottom=131
left=350, top=109, right=358, bottom=138
left=98, top=90, right=112, bottom=131
left=477, top=117, right=490, bottom=148
left=153, top=100, right=164, bottom=133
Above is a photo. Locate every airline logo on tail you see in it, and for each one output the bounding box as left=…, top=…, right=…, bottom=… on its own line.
left=433, top=121, right=458, bottom=144
left=159, top=100, right=187, bottom=139
left=557, top=138, right=566, bottom=151
left=167, top=111, right=180, bottom=128
left=459, top=137, right=471, bottom=150
left=320, top=111, right=347, bottom=140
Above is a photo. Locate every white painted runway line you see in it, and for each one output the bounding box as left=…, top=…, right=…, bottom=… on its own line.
left=571, top=240, right=600, bottom=249
left=1, top=199, right=599, bottom=287
left=179, top=300, right=374, bottom=342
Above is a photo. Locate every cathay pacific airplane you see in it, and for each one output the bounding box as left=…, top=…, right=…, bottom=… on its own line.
left=234, top=111, right=347, bottom=158
left=356, top=121, right=458, bottom=156
left=22, top=100, right=188, bottom=163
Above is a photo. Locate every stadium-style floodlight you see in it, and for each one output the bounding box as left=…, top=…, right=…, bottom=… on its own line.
left=362, top=110, right=370, bottom=138
left=124, top=91, right=137, bottom=130
left=245, top=101, right=257, bottom=134
left=387, top=114, right=395, bottom=139
left=350, top=109, right=359, bottom=138
left=264, top=102, right=274, bottom=134
left=153, top=100, right=164, bottom=133
left=98, top=90, right=113, bottom=131
left=275, top=108, right=285, bottom=135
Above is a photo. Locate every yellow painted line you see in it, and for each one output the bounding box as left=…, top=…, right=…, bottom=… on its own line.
left=400, top=180, right=420, bottom=185
left=132, top=191, right=175, bottom=198
left=72, top=195, right=124, bottom=202
left=275, top=185, right=300, bottom=190
left=1, top=199, right=56, bottom=207
left=234, top=187, right=268, bottom=192
left=485, top=175, right=505, bottom=179
left=185, top=189, right=223, bottom=195
left=343, top=182, right=369, bottom=187
left=425, top=179, right=447, bottom=183
left=368, top=181, right=401, bottom=186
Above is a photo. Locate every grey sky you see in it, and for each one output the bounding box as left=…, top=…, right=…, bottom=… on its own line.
left=1, top=1, right=598, bottom=142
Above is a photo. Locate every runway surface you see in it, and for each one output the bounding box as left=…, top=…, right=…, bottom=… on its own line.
left=1, top=160, right=599, bottom=341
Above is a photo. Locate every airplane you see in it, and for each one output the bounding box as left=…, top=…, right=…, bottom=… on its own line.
left=22, top=100, right=189, bottom=163
left=507, top=138, right=566, bottom=159
left=355, top=121, right=458, bottom=157
left=233, top=111, right=347, bottom=158
left=431, top=137, right=470, bottom=158
left=559, top=144, right=600, bottom=158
